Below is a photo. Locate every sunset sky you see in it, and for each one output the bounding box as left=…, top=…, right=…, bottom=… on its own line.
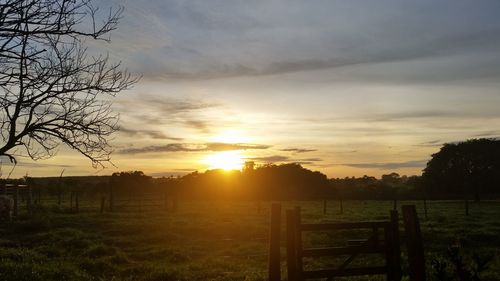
left=5, top=0, right=500, bottom=178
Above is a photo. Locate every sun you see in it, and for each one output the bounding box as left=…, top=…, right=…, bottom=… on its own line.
left=204, top=150, right=244, bottom=170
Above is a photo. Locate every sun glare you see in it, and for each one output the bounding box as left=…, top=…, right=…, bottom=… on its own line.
left=204, top=150, right=244, bottom=170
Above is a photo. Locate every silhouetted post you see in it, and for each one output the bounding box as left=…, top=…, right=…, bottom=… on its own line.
left=294, top=207, right=303, bottom=278
left=268, top=204, right=281, bottom=281
left=27, top=187, right=32, bottom=214
left=286, top=209, right=298, bottom=281
left=387, top=210, right=402, bottom=281
left=37, top=188, right=41, bottom=205
left=13, top=185, right=18, bottom=216
left=57, top=169, right=64, bottom=206
left=323, top=200, right=327, bottom=215
left=109, top=185, right=114, bottom=212
left=465, top=199, right=469, bottom=216
left=423, top=198, right=428, bottom=219
left=402, top=205, right=426, bottom=281
left=75, top=192, right=79, bottom=213
left=339, top=198, right=343, bottom=214
left=100, top=196, right=106, bottom=214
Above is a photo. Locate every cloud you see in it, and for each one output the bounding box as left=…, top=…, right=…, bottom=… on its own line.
left=118, top=142, right=271, bottom=154
left=183, top=119, right=211, bottom=133
left=280, top=148, right=317, bottom=153
left=0, top=158, right=74, bottom=168
left=472, top=131, right=500, bottom=138
left=415, top=140, right=443, bottom=147
left=117, top=95, right=221, bottom=115
left=118, top=127, right=183, bottom=140
left=115, top=0, right=500, bottom=81
left=248, top=155, right=322, bottom=164
left=343, top=159, right=428, bottom=170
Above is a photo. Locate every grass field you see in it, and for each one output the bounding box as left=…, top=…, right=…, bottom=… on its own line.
left=1, top=200, right=499, bottom=280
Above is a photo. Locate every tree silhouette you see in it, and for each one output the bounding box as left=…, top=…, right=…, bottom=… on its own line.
left=0, top=0, right=137, bottom=167
left=423, top=139, right=500, bottom=201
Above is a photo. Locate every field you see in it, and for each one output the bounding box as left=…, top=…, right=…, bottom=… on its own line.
left=1, top=200, right=500, bottom=281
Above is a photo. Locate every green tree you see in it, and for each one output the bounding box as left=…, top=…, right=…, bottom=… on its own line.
left=422, top=139, right=500, bottom=201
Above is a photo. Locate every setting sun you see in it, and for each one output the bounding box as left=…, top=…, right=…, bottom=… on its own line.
left=204, top=150, right=244, bottom=170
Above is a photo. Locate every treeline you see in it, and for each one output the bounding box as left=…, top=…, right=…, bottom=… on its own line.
left=7, top=164, right=428, bottom=200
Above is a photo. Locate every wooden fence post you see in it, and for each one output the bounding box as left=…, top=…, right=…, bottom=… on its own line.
left=286, top=209, right=298, bottom=281
left=402, top=205, right=426, bottom=281
left=109, top=185, right=114, bottom=212
left=387, top=210, right=402, bottom=281
left=75, top=192, right=79, bottom=213
left=13, top=185, right=18, bottom=216
left=268, top=204, right=281, bottom=281
left=294, top=207, right=303, bottom=279
left=27, top=187, right=32, bottom=214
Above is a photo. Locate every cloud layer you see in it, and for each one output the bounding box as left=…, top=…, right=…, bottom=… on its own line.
left=118, top=142, right=271, bottom=154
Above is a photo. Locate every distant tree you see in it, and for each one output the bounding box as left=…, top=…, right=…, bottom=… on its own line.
left=0, top=0, right=137, bottom=167
left=423, top=139, right=500, bottom=201
left=110, top=171, right=152, bottom=195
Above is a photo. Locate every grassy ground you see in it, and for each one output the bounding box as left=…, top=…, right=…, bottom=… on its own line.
left=0, top=200, right=499, bottom=280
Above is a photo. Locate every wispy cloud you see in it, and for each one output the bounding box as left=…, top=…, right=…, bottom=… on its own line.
left=118, top=127, right=183, bottom=140
left=118, top=142, right=271, bottom=154
left=280, top=148, right=317, bottom=153
left=248, top=155, right=322, bottom=164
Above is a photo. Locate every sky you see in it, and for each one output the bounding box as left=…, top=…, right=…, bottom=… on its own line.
left=4, top=0, right=500, bottom=178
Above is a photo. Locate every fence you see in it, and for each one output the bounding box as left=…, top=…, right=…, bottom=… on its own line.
left=1, top=184, right=33, bottom=216
left=268, top=204, right=425, bottom=281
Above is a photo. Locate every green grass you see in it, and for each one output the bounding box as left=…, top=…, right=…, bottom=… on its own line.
left=1, top=200, right=499, bottom=280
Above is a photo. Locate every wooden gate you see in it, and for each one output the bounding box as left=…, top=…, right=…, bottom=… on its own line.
left=286, top=207, right=401, bottom=281
left=268, top=204, right=425, bottom=281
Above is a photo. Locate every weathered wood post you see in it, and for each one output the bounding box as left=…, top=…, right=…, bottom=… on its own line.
left=268, top=204, right=281, bottom=281
left=13, top=185, right=18, bottom=216
left=109, top=184, right=114, bottom=212
left=402, top=205, right=426, bottom=281
left=286, top=209, right=298, bottom=281
left=294, top=207, right=303, bottom=279
left=75, top=191, right=79, bottom=213
left=387, top=210, right=402, bottom=281
left=27, top=186, right=33, bottom=214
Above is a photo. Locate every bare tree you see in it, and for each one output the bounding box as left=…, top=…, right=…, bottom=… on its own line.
left=0, top=0, right=137, bottom=167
